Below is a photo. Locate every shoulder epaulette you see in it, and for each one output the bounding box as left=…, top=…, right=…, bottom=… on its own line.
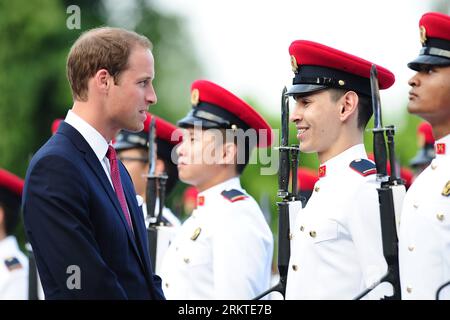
left=221, top=189, right=248, bottom=203
left=4, top=257, right=22, bottom=272
left=349, top=159, right=377, bottom=177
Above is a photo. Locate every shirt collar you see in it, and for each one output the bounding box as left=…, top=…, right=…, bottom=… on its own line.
left=0, top=236, right=20, bottom=252
left=65, top=110, right=110, bottom=162
left=435, top=133, right=450, bottom=159
left=319, top=144, right=368, bottom=178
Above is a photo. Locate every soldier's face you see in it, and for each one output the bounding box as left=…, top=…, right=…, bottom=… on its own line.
left=176, top=128, right=226, bottom=191
left=106, top=46, right=157, bottom=134
left=408, top=66, right=450, bottom=126
left=117, top=148, right=149, bottom=197
left=290, top=90, right=341, bottom=156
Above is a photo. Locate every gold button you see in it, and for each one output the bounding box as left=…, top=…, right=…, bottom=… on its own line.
left=292, top=264, right=298, bottom=271
left=408, top=245, right=415, bottom=252
left=314, top=186, right=320, bottom=192
left=309, top=230, right=317, bottom=238
left=300, top=226, right=304, bottom=232
left=437, top=213, right=445, bottom=222
left=338, top=80, right=345, bottom=86
left=183, top=258, right=190, bottom=264
left=407, top=286, right=413, bottom=293
left=165, top=282, right=169, bottom=288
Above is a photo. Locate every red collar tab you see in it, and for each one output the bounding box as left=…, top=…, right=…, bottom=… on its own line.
left=318, top=165, right=326, bottom=178
left=436, top=143, right=446, bottom=155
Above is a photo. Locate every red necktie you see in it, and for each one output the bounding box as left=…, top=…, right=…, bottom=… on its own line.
left=106, top=146, right=134, bottom=232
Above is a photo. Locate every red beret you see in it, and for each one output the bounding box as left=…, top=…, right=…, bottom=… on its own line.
left=418, top=121, right=435, bottom=145
left=287, top=40, right=395, bottom=96
left=408, top=12, right=450, bottom=70
left=297, top=168, right=318, bottom=191
left=114, top=112, right=181, bottom=151
left=0, top=169, right=24, bottom=197
left=177, top=80, right=273, bottom=147
left=51, top=119, right=63, bottom=135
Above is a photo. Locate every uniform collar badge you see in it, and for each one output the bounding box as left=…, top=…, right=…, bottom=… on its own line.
left=436, top=143, right=446, bottom=155
left=318, top=165, right=326, bottom=178
left=197, top=195, right=205, bottom=207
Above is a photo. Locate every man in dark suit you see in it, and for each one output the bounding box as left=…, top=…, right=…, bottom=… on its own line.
left=22, top=27, right=165, bottom=299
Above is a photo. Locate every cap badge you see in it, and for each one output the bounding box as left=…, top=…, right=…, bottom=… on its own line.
left=191, top=88, right=200, bottom=106
left=419, top=25, right=427, bottom=45
left=290, top=55, right=298, bottom=73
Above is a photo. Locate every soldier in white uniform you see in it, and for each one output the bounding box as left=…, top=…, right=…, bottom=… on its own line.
left=399, top=12, right=450, bottom=300
left=160, top=79, right=274, bottom=299
left=0, top=169, right=28, bottom=299
left=114, top=112, right=181, bottom=227
left=285, top=40, right=395, bottom=299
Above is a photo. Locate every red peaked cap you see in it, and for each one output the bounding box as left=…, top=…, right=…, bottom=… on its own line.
left=0, top=169, right=24, bottom=197
left=287, top=40, right=395, bottom=97
left=51, top=119, right=63, bottom=135
left=142, top=112, right=182, bottom=145
left=114, top=112, right=181, bottom=152
left=408, top=12, right=450, bottom=70
left=297, top=168, right=319, bottom=191
left=418, top=121, right=435, bottom=145
left=177, top=80, right=273, bottom=147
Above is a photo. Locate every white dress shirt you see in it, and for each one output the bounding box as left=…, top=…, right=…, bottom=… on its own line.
left=399, top=134, right=450, bottom=299
left=160, top=177, right=274, bottom=299
left=285, top=144, right=388, bottom=299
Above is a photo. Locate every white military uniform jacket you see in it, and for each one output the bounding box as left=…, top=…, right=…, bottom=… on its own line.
left=0, top=236, right=28, bottom=299
left=399, top=134, right=450, bottom=300
left=160, top=177, right=273, bottom=299
left=285, top=144, right=388, bottom=299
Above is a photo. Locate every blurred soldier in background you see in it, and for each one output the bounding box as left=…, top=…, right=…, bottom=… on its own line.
left=114, top=112, right=181, bottom=227
left=160, top=80, right=273, bottom=299
left=399, top=12, right=450, bottom=300
left=409, top=121, right=435, bottom=179
left=0, top=169, right=28, bottom=299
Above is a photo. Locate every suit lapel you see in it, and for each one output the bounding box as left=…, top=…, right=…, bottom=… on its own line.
left=58, top=122, right=145, bottom=271
left=120, top=165, right=154, bottom=282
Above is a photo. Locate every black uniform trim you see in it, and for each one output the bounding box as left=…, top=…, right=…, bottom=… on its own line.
left=349, top=159, right=377, bottom=177
left=221, top=189, right=248, bottom=203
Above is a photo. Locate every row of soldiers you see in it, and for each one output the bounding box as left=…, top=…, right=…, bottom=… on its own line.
left=0, top=11, right=449, bottom=300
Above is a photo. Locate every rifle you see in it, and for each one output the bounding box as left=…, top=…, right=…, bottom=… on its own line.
left=145, top=117, right=169, bottom=273
left=254, top=87, right=301, bottom=300
left=354, top=65, right=405, bottom=300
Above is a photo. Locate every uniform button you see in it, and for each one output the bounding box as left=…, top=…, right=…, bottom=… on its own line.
left=309, top=231, right=317, bottom=238
left=431, top=162, right=438, bottom=170
left=406, top=286, right=413, bottom=293
left=292, top=264, right=299, bottom=271
left=314, top=186, right=320, bottom=192
left=289, top=233, right=293, bottom=240
left=183, top=258, right=190, bottom=264
left=300, top=226, right=304, bottom=232
left=408, top=245, right=415, bottom=252
left=165, top=282, right=169, bottom=288
left=437, top=213, right=445, bottom=222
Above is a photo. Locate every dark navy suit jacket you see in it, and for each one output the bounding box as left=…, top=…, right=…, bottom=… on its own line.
left=22, top=121, right=165, bottom=300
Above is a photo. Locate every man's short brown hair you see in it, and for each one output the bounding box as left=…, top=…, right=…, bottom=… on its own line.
left=67, top=27, right=152, bottom=101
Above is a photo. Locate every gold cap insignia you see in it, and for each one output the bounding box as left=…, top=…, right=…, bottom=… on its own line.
left=442, top=181, right=450, bottom=197
left=190, top=227, right=202, bottom=241
left=191, top=88, right=200, bottom=106
left=290, top=55, right=298, bottom=73
left=419, top=25, right=427, bottom=45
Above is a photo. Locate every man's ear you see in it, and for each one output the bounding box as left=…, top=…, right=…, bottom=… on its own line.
left=93, top=69, right=112, bottom=94
left=339, top=91, right=359, bottom=123
left=222, top=142, right=237, bottom=165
